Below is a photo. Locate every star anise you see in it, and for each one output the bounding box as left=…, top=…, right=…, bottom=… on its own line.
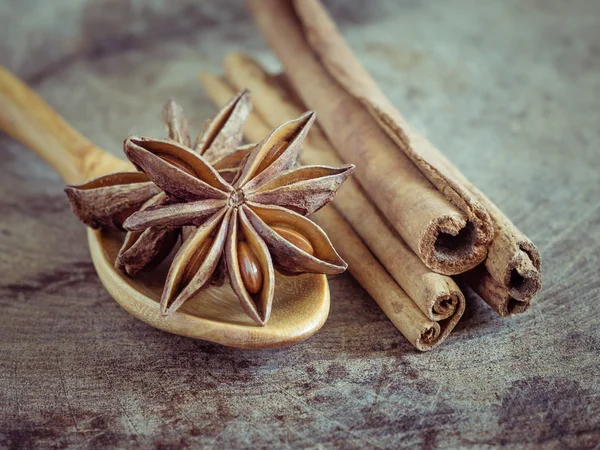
left=122, top=110, right=354, bottom=325
left=65, top=91, right=253, bottom=275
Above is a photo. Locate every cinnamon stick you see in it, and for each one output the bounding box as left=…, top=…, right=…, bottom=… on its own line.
left=463, top=266, right=532, bottom=317
left=200, top=73, right=462, bottom=350
left=220, top=53, right=465, bottom=323
left=222, top=59, right=529, bottom=321
left=245, top=0, right=494, bottom=277
left=289, top=0, right=542, bottom=306
left=313, top=206, right=457, bottom=351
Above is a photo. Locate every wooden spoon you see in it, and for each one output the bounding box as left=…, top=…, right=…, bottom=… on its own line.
left=0, top=66, right=330, bottom=349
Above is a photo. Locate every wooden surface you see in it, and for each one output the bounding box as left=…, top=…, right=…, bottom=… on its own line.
left=0, top=0, right=599, bottom=448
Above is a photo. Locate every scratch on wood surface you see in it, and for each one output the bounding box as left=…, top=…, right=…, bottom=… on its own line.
left=55, top=357, right=79, bottom=433
left=282, top=390, right=388, bottom=450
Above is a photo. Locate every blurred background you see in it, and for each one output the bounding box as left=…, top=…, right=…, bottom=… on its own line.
left=2, top=0, right=597, bottom=177
left=0, top=1, right=598, bottom=448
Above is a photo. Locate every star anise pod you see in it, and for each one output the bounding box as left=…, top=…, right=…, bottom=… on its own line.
left=122, top=110, right=354, bottom=325
left=65, top=91, right=253, bottom=275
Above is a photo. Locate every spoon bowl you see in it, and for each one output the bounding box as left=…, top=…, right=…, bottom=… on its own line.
left=91, top=229, right=329, bottom=348
left=0, top=66, right=330, bottom=348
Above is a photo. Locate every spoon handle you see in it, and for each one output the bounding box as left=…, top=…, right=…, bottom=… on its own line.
left=0, top=66, right=129, bottom=183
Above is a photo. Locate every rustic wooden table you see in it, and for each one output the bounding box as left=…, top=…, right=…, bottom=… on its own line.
left=1, top=1, right=598, bottom=448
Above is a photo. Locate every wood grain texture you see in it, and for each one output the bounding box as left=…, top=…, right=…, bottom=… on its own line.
left=0, top=0, right=599, bottom=448
left=0, top=64, right=328, bottom=350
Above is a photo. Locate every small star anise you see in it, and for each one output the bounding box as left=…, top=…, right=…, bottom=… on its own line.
left=122, top=110, right=354, bottom=325
left=65, top=91, right=253, bottom=275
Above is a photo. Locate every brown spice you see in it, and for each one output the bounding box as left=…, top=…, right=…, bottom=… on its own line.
left=272, top=225, right=314, bottom=255
left=212, top=56, right=467, bottom=324
left=246, top=0, right=494, bottom=276
left=238, top=241, right=263, bottom=295
left=246, top=0, right=541, bottom=315
left=199, top=73, right=465, bottom=350
left=65, top=92, right=256, bottom=276
left=121, top=110, right=353, bottom=325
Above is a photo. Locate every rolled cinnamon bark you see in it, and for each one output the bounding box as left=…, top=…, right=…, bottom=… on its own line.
left=200, top=73, right=464, bottom=350
left=245, top=0, right=494, bottom=276
left=290, top=0, right=542, bottom=304
left=463, top=266, right=532, bottom=317
left=220, top=54, right=464, bottom=322
left=313, top=206, right=459, bottom=351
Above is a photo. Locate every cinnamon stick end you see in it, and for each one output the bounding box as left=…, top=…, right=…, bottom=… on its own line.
left=421, top=218, right=489, bottom=276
